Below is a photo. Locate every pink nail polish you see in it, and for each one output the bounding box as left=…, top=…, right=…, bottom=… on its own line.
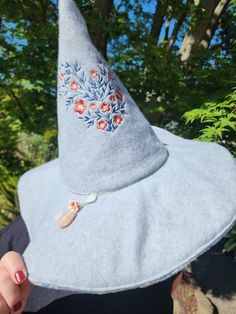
left=15, top=270, right=26, bottom=283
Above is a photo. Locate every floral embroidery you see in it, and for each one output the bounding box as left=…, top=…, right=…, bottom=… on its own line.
left=108, top=71, right=112, bottom=80
left=109, top=95, right=115, bottom=102
left=59, top=73, right=65, bottom=81
left=100, top=102, right=110, bottom=113
left=115, top=89, right=123, bottom=101
left=70, top=80, right=79, bottom=91
left=90, top=70, right=98, bottom=78
left=113, top=114, right=123, bottom=125
left=97, top=120, right=107, bottom=130
left=58, top=58, right=127, bottom=133
left=89, top=102, right=97, bottom=111
left=74, top=99, right=86, bottom=114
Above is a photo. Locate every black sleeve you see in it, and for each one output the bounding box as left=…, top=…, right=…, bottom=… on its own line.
left=0, top=216, right=29, bottom=258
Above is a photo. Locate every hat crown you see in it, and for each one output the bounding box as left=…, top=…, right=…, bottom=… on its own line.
left=58, top=0, right=168, bottom=193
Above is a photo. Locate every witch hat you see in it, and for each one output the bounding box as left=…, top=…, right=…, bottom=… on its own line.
left=18, top=0, right=236, bottom=293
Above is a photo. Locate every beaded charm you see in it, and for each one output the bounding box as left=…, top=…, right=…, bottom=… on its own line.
left=57, top=194, right=98, bottom=229
left=57, top=200, right=81, bottom=229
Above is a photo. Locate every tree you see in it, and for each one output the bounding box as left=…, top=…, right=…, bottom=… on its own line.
left=179, top=0, right=231, bottom=62
left=0, top=0, right=59, bottom=226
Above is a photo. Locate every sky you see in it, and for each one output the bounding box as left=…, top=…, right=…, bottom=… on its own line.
left=4, top=1, right=176, bottom=50
left=3, top=0, right=218, bottom=53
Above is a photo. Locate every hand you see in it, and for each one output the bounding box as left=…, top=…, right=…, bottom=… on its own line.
left=0, top=251, right=31, bottom=313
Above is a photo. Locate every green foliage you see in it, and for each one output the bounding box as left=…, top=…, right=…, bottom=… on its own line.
left=223, top=226, right=236, bottom=258
left=0, top=176, right=19, bottom=228
left=183, top=89, right=236, bottom=157
left=107, top=0, right=236, bottom=134
left=0, top=0, right=58, bottom=228
left=183, top=90, right=236, bottom=257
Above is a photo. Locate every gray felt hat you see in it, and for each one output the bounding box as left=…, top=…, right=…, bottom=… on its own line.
left=18, top=0, right=236, bottom=294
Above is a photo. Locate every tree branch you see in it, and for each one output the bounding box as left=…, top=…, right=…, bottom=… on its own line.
left=38, top=0, right=49, bottom=22
left=150, top=0, right=166, bottom=44
left=200, top=0, right=231, bottom=49
left=9, top=89, right=29, bottom=120
left=164, top=19, right=170, bottom=42
left=179, top=0, right=220, bottom=62
left=16, top=0, right=26, bottom=16
left=88, top=0, right=114, bottom=59
left=167, top=2, right=190, bottom=53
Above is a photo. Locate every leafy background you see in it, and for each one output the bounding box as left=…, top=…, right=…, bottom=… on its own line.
left=0, top=0, right=236, bottom=254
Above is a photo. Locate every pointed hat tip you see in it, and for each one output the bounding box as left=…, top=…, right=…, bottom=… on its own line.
left=58, top=0, right=92, bottom=58
left=57, top=0, right=167, bottom=193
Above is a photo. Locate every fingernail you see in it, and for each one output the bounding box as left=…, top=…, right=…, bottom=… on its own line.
left=13, top=300, right=22, bottom=312
left=15, top=270, right=26, bottom=283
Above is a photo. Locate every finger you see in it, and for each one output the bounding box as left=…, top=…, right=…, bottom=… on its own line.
left=0, top=293, right=10, bottom=314
left=11, top=280, right=31, bottom=314
left=0, top=266, right=22, bottom=312
left=19, top=279, right=31, bottom=310
left=1, top=251, right=27, bottom=284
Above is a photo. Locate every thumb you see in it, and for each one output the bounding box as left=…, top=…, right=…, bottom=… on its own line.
left=1, top=251, right=31, bottom=313
left=1, top=251, right=28, bottom=285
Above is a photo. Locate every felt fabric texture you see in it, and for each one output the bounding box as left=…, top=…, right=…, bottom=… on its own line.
left=0, top=216, right=177, bottom=313
left=19, top=126, right=236, bottom=294
left=57, top=0, right=168, bottom=194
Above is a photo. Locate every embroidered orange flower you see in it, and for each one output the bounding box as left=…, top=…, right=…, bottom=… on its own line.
left=108, top=72, right=112, bottom=80
left=109, top=95, right=115, bottom=102
left=115, top=90, right=123, bottom=101
left=59, top=60, right=128, bottom=133
left=90, top=103, right=97, bottom=111
left=97, top=120, right=107, bottom=131
left=100, top=102, right=110, bottom=112
left=59, top=73, right=65, bottom=81
left=113, top=115, right=123, bottom=125
left=68, top=200, right=80, bottom=212
left=90, top=70, right=98, bottom=78
left=70, top=80, right=79, bottom=91
left=74, top=100, right=87, bottom=114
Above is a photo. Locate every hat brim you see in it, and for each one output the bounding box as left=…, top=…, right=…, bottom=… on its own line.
left=19, top=126, right=236, bottom=294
